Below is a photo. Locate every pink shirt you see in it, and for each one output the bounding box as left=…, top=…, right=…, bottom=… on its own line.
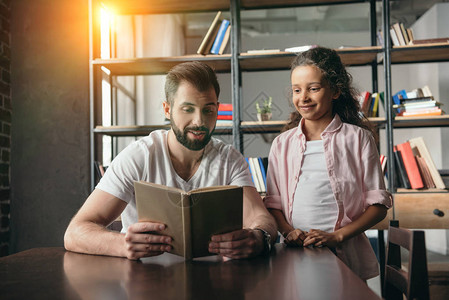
left=264, top=114, right=392, bottom=280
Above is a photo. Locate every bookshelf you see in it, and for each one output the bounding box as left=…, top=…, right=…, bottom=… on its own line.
left=90, top=0, right=449, bottom=207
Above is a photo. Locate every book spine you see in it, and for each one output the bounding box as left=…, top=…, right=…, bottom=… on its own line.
left=217, top=115, right=233, bottom=120
left=248, top=157, right=262, bottom=192
left=408, top=137, right=445, bottom=189
left=218, top=25, right=231, bottom=55
left=210, top=19, right=230, bottom=54
left=397, top=142, right=424, bottom=189
left=218, top=103, right=233, bottom=111
left=197, top=11, right=222, bottom=55
left=258, top=157, right=267, bottom=189
left=252, top=157, right=265, bottom=193
left=217, top=110, right=232, bottom=116
left=182, top=194, right=192, bottom=259
left=394, top=147, right=411, bottom=189
left=245, top=158, right=254, bottom=184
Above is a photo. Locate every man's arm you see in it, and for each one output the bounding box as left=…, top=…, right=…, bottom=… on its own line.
left=64, top=189, right=172, bottom=260
left=242, top=186, right=278, bottom=241
left=208, top=186, right=278, bottom=259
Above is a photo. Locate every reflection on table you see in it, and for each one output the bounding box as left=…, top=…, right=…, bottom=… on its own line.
left=0, top=244, right=381, bottom=300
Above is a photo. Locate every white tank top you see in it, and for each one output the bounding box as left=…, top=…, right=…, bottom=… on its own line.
left=292, top=140, right=338, bottom=232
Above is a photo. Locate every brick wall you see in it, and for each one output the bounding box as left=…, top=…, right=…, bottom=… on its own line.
left=0, top=0, right=10, bottom=257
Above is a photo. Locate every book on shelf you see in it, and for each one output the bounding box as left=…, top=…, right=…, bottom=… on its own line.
left=392, top=89, right=408, bottom=106
left=359, top=91, right=372, bottom=116
left=392, top=23, right=407, bottom=46
left=415, top=156, right=435, bottom=189
left=217, top=110, right=232, bottom=116
left=218, top=103, right=232, bottom=111
left=258, top=157, right=267, bottom=188
left=217, top=115, right=233, bottom=120
left=396, top=141, right=424, bottom=189
left=247, top=157, right=262, bottom=193
left=389, top=28, right=401, bottom=46
left=410, top=37, right=449, bottom=45
left=439, top=170, right=449, bottom=189
left=217, top=102, right=233, bottom=120
left=246, top=49, right=281, bottom=54
left=370, top=92, right=380, bottom=117
left=394, top=97, right=435, bottom=107
left=284, top=45, right=317, bottom=53
left=210, top=19, right=230, bottom=55
left=393, top=146, right=411, bottom=189
left=197, top=11, right=222, bottom=55
left=389, top=22, right=414, bottom=46
left=380, top=154, right=387, bottom=176
left=134, top=181, right=243, bottom=259
left=246, top=157, right=268, bottom=193
left=399, top=107, right=442, bottom=117
left=406, top=28, right=414, bottom=42
left=253, top=157, right=266, bottom=193
left=399, top=23, right=410, bottom=45
left=408, top=136, right=446, bottom=189
left=218, top=25, right=231, bottom=55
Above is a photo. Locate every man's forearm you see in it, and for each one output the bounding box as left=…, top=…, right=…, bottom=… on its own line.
left=64, top=221, right=126, bottom=257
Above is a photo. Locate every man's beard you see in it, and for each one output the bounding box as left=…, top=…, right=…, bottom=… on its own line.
left=171, top=119, right=215, bottom=151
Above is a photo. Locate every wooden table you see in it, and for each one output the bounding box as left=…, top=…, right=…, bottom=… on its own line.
left=0, top=244, right=381, bottom=300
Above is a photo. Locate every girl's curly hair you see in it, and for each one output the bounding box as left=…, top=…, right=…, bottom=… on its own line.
left=283, top=46, right=373, bottom=135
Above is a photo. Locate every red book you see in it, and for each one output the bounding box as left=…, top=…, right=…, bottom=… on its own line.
left=218, top=103, right=233, bottom=111
left=217, top=115, right=232, bottom=120
left=396, top=141, right=424, bottom=189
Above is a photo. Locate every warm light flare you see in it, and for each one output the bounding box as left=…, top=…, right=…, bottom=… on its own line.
left=99, top=6, right=116, bottom=59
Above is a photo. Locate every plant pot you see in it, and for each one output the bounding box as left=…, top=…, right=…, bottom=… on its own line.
left=257, top=113, right=272, bottom=122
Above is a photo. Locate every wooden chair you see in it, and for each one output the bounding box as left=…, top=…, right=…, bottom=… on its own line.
left=383, top=220, right=430, bottom=300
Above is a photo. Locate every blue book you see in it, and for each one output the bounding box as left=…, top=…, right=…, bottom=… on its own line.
left=210, top=19, right=230, bottom=54
left=393, top=89, right=407, bottom=106
left=245, top=157, right=254, bottom=184
left=218, top=110, right=232, bottom=116
left=258, top=157, right=267, bottom=188
left=393, top=90, right=407, bottom=113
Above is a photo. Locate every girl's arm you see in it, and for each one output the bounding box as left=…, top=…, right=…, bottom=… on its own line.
left=269, top=208, right=307, bottom=246
left=303, top=204, right=387, bottom=247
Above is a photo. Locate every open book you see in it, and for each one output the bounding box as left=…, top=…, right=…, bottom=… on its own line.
left=134, top=181, right=243, bottom=259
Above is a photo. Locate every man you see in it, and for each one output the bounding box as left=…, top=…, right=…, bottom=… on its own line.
left=64, top=61, right=277, bottom=260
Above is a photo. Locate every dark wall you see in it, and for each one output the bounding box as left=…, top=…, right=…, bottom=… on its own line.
left=0, top=0, right=11, bottom=257
left=10, top=0, right=90, bottom=253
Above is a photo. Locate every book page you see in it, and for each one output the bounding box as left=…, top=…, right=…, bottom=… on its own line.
left=189, top=187, right=243, bottom=258
left=134, top=181, right=187, bottom=257
left=189, top=185, right=239, bottom=194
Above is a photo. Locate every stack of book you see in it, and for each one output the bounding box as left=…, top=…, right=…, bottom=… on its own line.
left=359, top=91, right=384, bottom=117
left=246, top=157, right=268, bottom=194
left=389, top=22, right=414, bottom=46
left=197, top=11, right=231, bottom=55
left=393, top=86, right=443, bottom=117
left=392, top=137, right=446, bottom=190
left=217, top=103, right=232, bottom=124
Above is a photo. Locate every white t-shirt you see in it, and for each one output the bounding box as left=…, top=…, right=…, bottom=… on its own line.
left=291, top=140, right=338, bottom=232
left=96, top=130, right=254, bottom=232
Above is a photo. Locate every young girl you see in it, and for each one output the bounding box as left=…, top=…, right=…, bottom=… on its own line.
left=264, top=46, right=392, bottom=280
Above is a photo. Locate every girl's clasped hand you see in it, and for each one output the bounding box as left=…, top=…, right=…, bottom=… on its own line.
left=284, top=229, right=342, bottom=248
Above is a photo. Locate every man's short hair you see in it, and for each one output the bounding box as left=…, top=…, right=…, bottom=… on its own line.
left=165, top=61, right=220, bottom=105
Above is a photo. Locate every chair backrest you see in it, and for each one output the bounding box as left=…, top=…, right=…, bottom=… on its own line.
left=384, top=220, right=429, bottom=300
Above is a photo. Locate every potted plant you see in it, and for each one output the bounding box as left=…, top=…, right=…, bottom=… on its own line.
left=256, top=97, right=273, bottom=121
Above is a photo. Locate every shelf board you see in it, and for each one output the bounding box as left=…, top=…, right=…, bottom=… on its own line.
left=390, top=43, right=449, bottom=64
left=94, top=115, right=449, bottom=137
left=99, top=0, right=363, bottom=14
left=94, top=47, right=381, bottom=76
left=393, top=115, right=449, bottom=128
left=93, top=55, right=232, bottom=76
left=238, top=47, right=380, bottom=71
